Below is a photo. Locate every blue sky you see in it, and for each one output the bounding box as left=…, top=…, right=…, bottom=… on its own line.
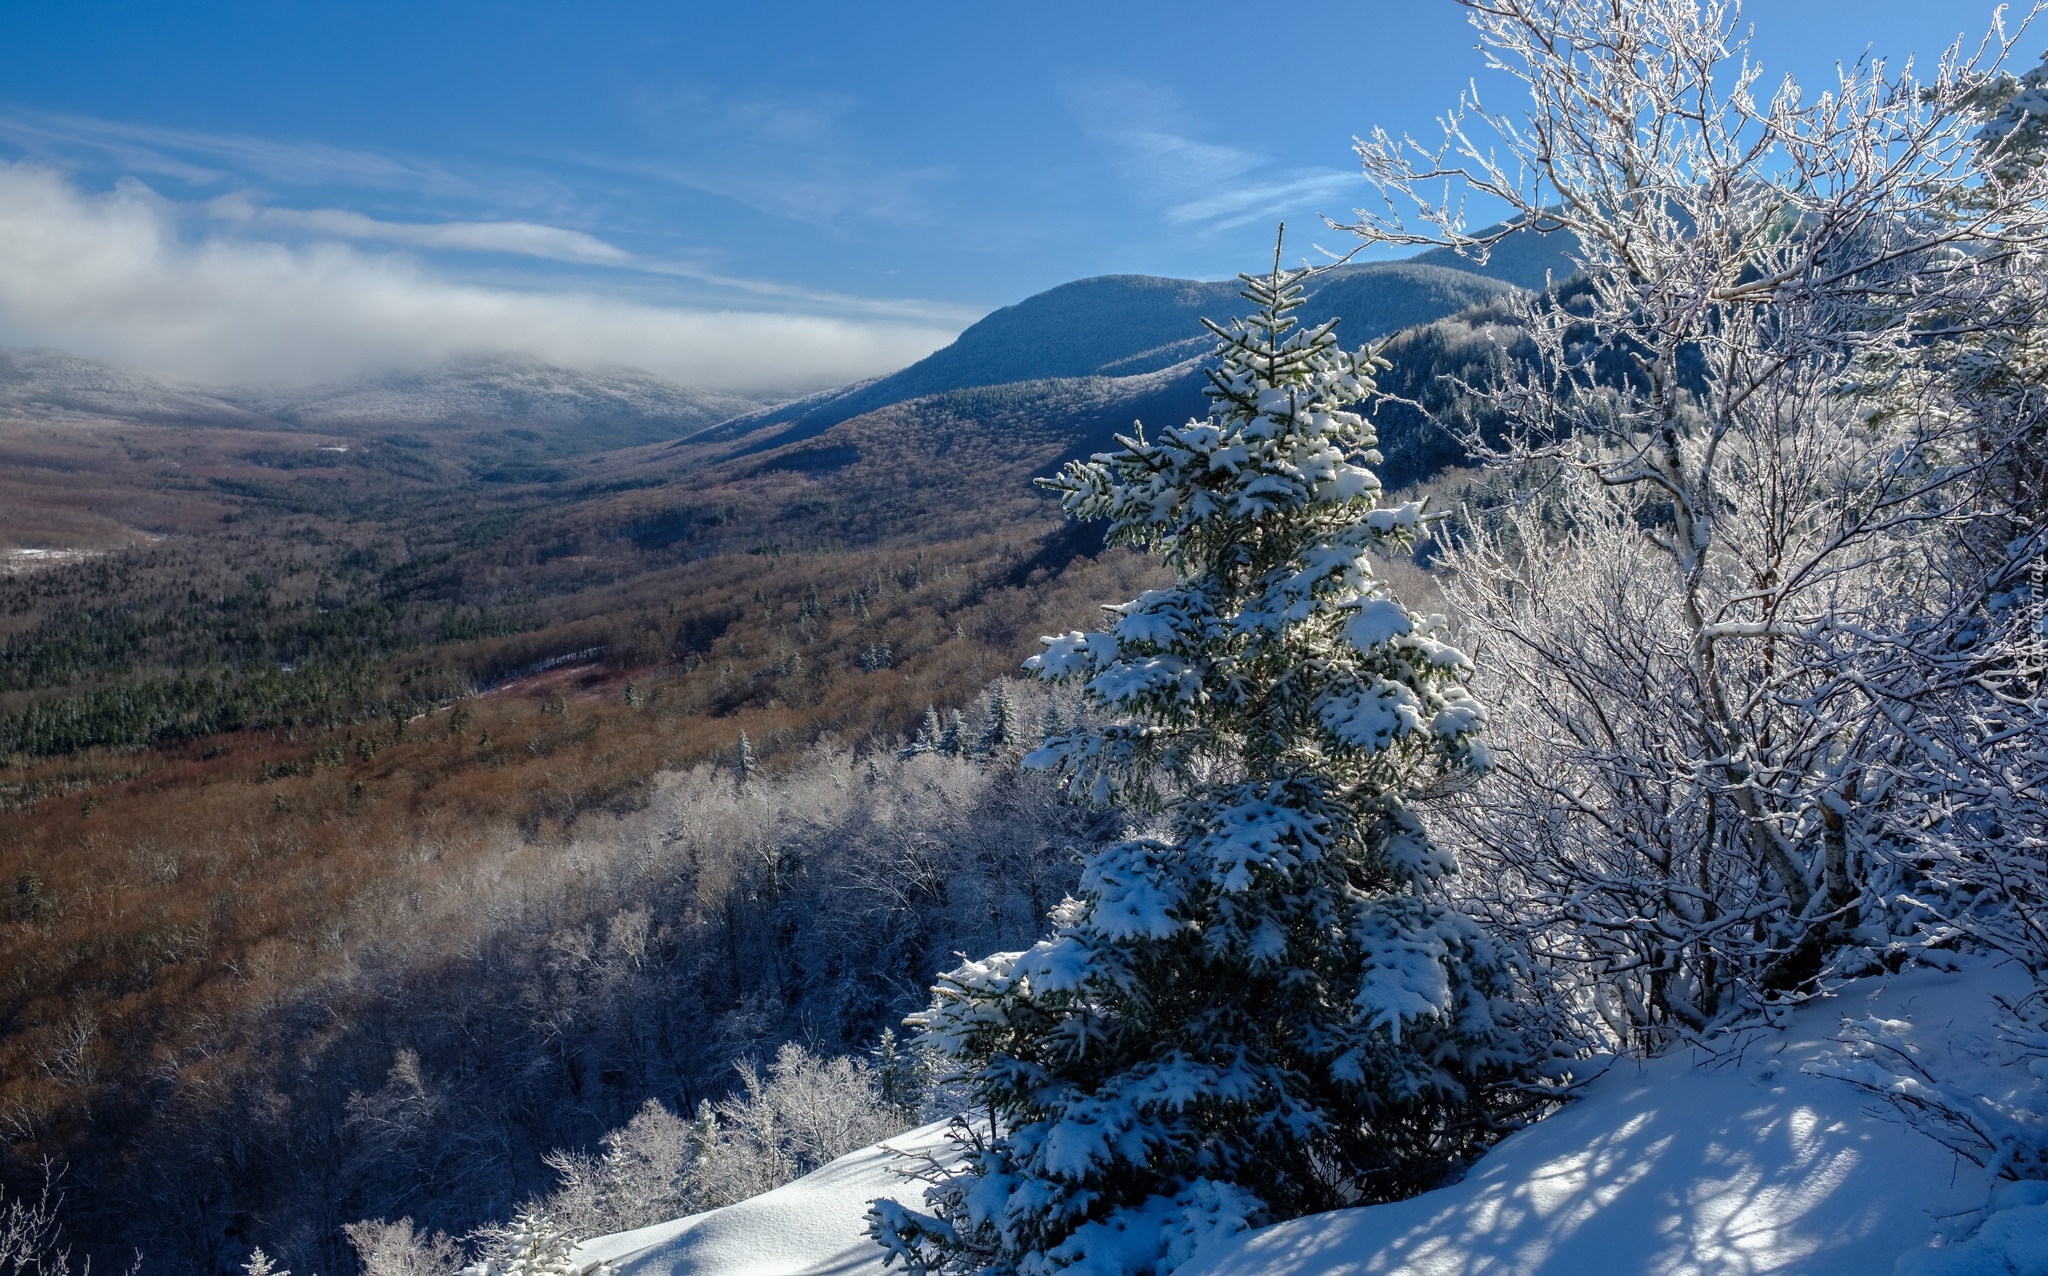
left=0, top=0, right=2024, bottom=390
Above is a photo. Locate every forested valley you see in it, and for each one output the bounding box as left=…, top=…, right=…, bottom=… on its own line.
left=4, top=3, right=2048, bottom=1273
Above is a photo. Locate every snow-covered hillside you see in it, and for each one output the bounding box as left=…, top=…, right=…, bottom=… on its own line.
left=0, top=346, right=765, bottom=444
left=232, top=356, right=763, bottom=440
left=575, top=962, right=2037, bottom=1276
left=0, top=347, right=271, bottom=425
left=1183, top=960, right=2028, bottom=1276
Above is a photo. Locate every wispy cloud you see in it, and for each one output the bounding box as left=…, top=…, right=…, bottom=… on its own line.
left=1067, top=78, right=1364, bottom=234
left=0, top=164, right=956, bottom=392
left=195, top=194, right=981, bottom=324
left=626, top=258, right=984, bottom=325
left=0, top=106, right=983, bottom=316
left=210, top=197, right=633, bottom=265
left=0, top=109, right=497, bottom=198
left=1166, top=169, right=1366, bottom=231
left=1067, top=79, right=1257, bottom=195
left=614, top=85, right=951, bottom=229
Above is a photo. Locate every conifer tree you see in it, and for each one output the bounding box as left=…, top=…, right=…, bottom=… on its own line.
left=242, top=1248, right=287, bottom=1276
left=1039, top=698, right=1064, bottom=749
left=903, top=706, right=944, bottom=759
left=936, top=710, right=966, bottom=758
left=974, top=683, right=1022, bottom=764
left=871, top=1027, right=932, bottom=1121
left=673, top=1100, right=722, bottom=1205
left=735, top=731, right=755, bottom=787
left=871, top=239, right=1528, bottom=1276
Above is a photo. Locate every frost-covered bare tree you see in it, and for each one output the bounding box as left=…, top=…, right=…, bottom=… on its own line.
left=128, top=680, right=1107, bottom=1275
left=530, top=1099, right=694, bottom=1240
left=341, top=1218, right=464, bottom=1276
left=1346, top=0, right=2048, bottom=1042
left=1811, top=63, right=2048, bottom=1184
left=433, top=1040, right=912, bottom=1274
left=686, top=1043, right=907, bottom=1209
left=1888, top=51, right=2048, bottom=980
left=1, top=1171, right=78, bottom=1276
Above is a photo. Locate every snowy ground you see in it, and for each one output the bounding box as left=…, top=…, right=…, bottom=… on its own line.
left=1184, top=960, right=2034, bottom=1276
left=571, top=1120, right=960, bottom=1276
left=2, top=547, right=102, bottom=575
left=574, top=961, right=2034, bottom=1276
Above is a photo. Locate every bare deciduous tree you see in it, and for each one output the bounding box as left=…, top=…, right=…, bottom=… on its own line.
left=341, top=1218, right=465, bottom=1276
left=1, top=1170, right=78, bottom=1276
left=1346, top=0, right=2048, bottom=1041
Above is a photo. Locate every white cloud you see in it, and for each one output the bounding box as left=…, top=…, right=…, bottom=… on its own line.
left=197, top=195, right=984, bottom=324
left=211, top=197, right=633, bottom=264
left=0, top=164, right=958, bottom=393
left=1067, top=79, right=1257, bottom=198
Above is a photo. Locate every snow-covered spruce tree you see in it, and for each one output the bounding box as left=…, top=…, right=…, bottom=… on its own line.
left=937, top=710, right=967, bottom=758
left=869, top=243, right=1529, bottom=1276
left=975, top=683, right=1023, bottom=765
left=734, top=731, right=756, bottom=787
left=242, top=1248, right=287, bottom=1276
left=904, top=706, right=945, bottom=759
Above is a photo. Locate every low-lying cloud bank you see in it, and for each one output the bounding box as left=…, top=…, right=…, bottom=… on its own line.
left=0, top=164, right=957, bottom=392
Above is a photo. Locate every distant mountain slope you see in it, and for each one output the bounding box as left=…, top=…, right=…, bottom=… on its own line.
left=1302, top=261, right=1520, bottom=342
left=0, top=350, right=769, bottom=458
left=0, top=348, right=273, bottom=427
left=657, top=287, right=1522, bottom=544
left=866, top=274, right=1241, bottom=390
left=911, top=261, right=1515, bottom=390
left=1413, top=222, right=1584, bottom=290
left=703, top=260, right=1519, bottom=456
left=228, top=357, right=766, bottom=452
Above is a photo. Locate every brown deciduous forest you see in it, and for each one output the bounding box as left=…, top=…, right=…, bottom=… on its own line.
left=0, top=383, right=1166, bottom=1272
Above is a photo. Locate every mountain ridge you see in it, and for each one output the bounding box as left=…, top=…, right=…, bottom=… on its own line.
left=696, top=257, right=1530, bottom=458
left=0, top=347, right=277, bottom=428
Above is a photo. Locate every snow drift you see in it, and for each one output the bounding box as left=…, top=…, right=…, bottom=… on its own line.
left=575, top=961, right=2037, bottom=1276
left=571, top=1120, right=960, bottom=1276
left=1182, top=961, right=2027, bottom=1276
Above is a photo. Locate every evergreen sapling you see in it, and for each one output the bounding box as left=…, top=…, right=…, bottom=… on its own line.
left=478, top=1207, right=609, bottom=1276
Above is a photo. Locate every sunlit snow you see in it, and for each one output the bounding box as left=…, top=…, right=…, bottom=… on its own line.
left=572, top=961, right=2038, bottom=1276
